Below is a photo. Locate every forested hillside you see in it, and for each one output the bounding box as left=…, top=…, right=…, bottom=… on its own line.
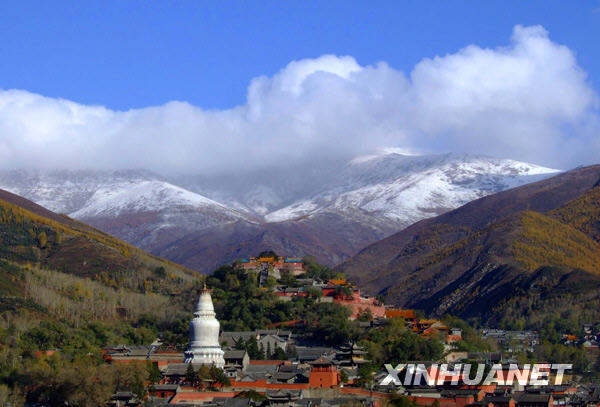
left=0, top=189, right=203, bottom=405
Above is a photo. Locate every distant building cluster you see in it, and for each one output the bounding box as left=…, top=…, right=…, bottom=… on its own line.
left=481, top=330, right=539, bottom=353
left=385, top=310, right=462, bottom=342
left=236, top=256, right=305, bottom=280
left=273, top=278, right=386, bottom=320
left=561, top=324, right=600, bottom=364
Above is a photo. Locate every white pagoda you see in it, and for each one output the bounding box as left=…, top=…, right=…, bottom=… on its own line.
left=183, top=284, right=225, bottom=367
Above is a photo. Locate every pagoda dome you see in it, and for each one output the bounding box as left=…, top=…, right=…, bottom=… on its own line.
left=189, top=292, right=221, bottom=347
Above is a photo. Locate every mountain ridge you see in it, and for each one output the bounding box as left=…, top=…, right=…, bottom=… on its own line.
left=0, top=152, right=561, bottom=272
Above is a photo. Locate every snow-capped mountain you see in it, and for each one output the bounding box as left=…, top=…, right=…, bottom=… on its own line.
left=69, top=179, right=247, bottom=220
left=265, top=151, right=560, bottom=228
left=0, top=169, right=255, bottom=252
left=0, top=152, right=561, bottom=272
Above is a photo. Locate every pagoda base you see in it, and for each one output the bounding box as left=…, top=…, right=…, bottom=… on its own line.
left=183, top=346, right=225, bottom=368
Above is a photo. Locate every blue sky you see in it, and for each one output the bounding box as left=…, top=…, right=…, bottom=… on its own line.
left=1, top=1, right=599, bottom=173
left=1, top=1, right=599, bottom=110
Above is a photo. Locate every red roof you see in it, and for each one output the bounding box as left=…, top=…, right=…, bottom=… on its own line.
left=385, top=309, right=416, bottom=319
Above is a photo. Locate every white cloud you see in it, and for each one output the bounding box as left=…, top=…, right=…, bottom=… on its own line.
left=0, top=25, right=598, bottom=174
left=409, top=25, right=598, bottom=164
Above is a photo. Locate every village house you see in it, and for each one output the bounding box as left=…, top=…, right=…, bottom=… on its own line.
left=224, top=350, right=250, bottom=372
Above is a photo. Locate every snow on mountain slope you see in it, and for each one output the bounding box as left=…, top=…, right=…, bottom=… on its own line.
left=265, top=152, right=561, bottom=227
left=0, top=169, right=120, bottom=214
left=0, top=152, right=562, bottom=271
left=0, top=153, right=560, bottom=231
left=0, top=169, right=254, bottom=233
left=0, top=170, right=263, bottom=257
left=70, top=180, right=245, bottom=219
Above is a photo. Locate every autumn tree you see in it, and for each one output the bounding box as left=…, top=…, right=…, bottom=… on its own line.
left=37, top=231, right=47, bottom=248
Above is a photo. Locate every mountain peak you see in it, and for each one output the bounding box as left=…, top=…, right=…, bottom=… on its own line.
left=349, top=147, right=423, bottom=164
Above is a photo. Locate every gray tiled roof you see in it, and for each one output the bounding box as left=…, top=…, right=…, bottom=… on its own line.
left=295, top=347, right=334, bottom=361
left=516, top=393, right=552, bottom=402
left=224, top=350, right=247, bottom=359
left=245, top=364, right=279, bottom=374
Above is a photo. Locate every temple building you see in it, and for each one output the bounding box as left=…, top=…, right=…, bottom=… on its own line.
left=183, top=285, right=225, bottom=367
left=237, top=256, right=304, bottom=276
